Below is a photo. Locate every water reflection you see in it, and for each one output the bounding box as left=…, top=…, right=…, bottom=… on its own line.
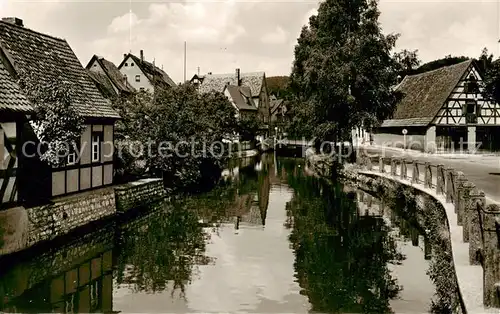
left=0, top=154, right=435, bottom=313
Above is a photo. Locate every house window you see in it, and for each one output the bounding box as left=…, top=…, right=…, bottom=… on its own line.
left=67, top=151, right=76, bottom=165
left=92, top=134, right=101, bottom=162
left=125, top=62, right=128, bottom=66
left=140, top=87, right=145, bottom=91
left=93, top=64, right=97, bottom=67
left=135, top=75, right=140, bottom=82
left=131, top=63, right=134, bottom=66
left=464, top=74, right=479, bottom=95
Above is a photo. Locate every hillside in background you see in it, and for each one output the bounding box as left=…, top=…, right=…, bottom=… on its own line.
left=266, top=76, right=291, bottom=98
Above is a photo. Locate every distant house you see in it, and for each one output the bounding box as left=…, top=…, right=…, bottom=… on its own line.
left=0, top=17, right=121, bottom=204
left=85, top=55, right=135, bottom=99
left=118, top=50, right=176, bottom=92
left=269, top=95, right=286, bottom=123
left=373, top=59, right=500, bottom=152
left=189, top=73, right=206, bottom=89
left=223, top=85, right=258, bottom=120
left=0, top=59, right=33, bottom=209
left=198, top=69, right=270, bottom=125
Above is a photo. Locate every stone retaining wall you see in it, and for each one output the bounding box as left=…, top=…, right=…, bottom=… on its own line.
left=357, top=153, right=500, bottom=310
left=26, top=188, right=116, bottom=246
left=115, top=178, right=166, bottom=213
left=1, top=178, right=166, bottom=256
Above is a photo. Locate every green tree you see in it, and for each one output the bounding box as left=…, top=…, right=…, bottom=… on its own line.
left=113, top=84, right=239, bottom=192
left=17, top=70, right=85, bottom=167
left=394, top=49, right=420, bottom=76
left=237, top=114, right=263, bottom=141
left=413, top=55, right=469, bottom=74
left=290, top=0, right=401, bottom=144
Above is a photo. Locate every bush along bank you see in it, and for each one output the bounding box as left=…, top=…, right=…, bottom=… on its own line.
left=342, top=168, right=465, bottom=314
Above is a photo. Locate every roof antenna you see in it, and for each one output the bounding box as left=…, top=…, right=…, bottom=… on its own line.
left=129, top=0, right=132, bottom=53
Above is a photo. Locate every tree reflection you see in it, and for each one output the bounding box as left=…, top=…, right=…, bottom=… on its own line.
left=114, top=202, right=210, bottom=298
left=284, top=169, right=402, bottom=313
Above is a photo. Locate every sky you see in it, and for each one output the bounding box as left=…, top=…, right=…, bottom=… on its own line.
left=1, top=0, right=500, bottom=84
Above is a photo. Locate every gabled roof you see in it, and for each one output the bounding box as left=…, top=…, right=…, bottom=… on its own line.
left=86, top=70, right=119, bottom=99
left=0, top=61, right=32, bottom=113
left=225, top=85, right=257, bottom=111
left=199, top=71, right=265, bottom=97
left=118, top=53, right=176, bottom=87
left=270, top=98, right=284, bottom=115
left=381, top=59, right=474, bottom=127
left=0, top=20, right=120, bottom=119
left=86, top=55, right=135, bottom=94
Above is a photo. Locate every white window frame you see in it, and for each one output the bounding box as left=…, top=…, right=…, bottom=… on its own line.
left=135, top=74, right=141, bottom=82
left=67, top=151, right=76, bottom=165
left=92, top=134, right=100, bottom=162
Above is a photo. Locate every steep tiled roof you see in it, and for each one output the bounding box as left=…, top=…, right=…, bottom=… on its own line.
left=86, top=70, right=118, bottom=99
left=0, top=61, right=32, bottom=112
left=86, top=55, right=134, bottom=94
left=381, top=59, right=473, bottom=127
left=380, top=117, right=432, bottom=127
left=0, top=20, right=120, bottom=119
left=119, top=53, right=176, bottom=87
left=225, top=85, right=257, bottom=111
left=199, top=71, right=265, bottom=97
left=270, top=98, right=284, bottom=115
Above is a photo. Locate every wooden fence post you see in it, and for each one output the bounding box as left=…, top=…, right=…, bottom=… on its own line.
left=481, top=204, right=500, bottom=307
left=424, top=162, right=432, bottom=188
left=436, top=164, right=445, bottom=194
left=468, top=189, right=485, bottom=265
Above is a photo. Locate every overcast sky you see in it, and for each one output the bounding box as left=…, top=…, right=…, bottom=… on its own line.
left=1, top=0, right=500, bottom=84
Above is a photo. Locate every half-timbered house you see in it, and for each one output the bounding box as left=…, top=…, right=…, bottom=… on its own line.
left=85, top=55, right=135, bottom=99
left=0, top=17, right=121, bottom=204
left=373, top=59, right=500, bottom=152
left=0, top=59, right=33, bottom=209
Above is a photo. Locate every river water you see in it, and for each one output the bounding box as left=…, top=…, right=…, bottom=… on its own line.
left=0, top=154, right=437, bottom=313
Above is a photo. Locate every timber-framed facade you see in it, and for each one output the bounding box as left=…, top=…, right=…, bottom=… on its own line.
left=0, top=17, right=120, bottom=206
left=373, top=59, right=500, bottom=152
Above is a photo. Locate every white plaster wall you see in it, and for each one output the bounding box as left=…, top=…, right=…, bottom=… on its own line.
left=118, top=56, right=153, bottom=91
left=425, top=126, right=437, bottom=153
left=373, top=133, right=425, bottom=151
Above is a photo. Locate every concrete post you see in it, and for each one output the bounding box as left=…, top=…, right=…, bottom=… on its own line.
left=457, top=181, right=474, bottom=227
left=391, top=157, right=398, bottom=176
left=481, top=204, right=500, bottom=307
left=468, top=189, right=485, bottom=265
left=412, top=161, right=419, bottom=184
left=401, top=159, right=408, bottom=180
left=467, top=126, right=476, bottom=153
left=424, top=162, right=432, bottom=188
left=424, top=233, right=432, bottom=260
left=463, top=184, right=478, bottom=242
left=445, top=168, right=456, bottom=203
left=436, top=164, right=445, bottom=195
left=366, top=156, right=373, bottom=171
left=379, top=157, right=384, bottom=173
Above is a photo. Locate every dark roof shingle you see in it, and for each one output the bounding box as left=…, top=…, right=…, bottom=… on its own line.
left=0, top=61, right=32, bottom=113
left=86, top=70, right=119, bottom=99
left=199, top=71, right=265, bottom=96
left=225, top=85, right=257, bottom=111
left=384, top=59, right=473, bottom=126
left=0, top=20, right=120, bottom=119
left=87, top=55, right=135, bottom=94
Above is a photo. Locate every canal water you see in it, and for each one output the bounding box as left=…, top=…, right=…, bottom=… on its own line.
left=0, top=154, right=436, bottom=313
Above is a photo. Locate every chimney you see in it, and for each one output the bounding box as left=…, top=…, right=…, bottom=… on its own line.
left=235, top=68, right=240, bottom=86
left=2, top=17, right=23, bottom=27
left=140, top=50, right=144, bottom=62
